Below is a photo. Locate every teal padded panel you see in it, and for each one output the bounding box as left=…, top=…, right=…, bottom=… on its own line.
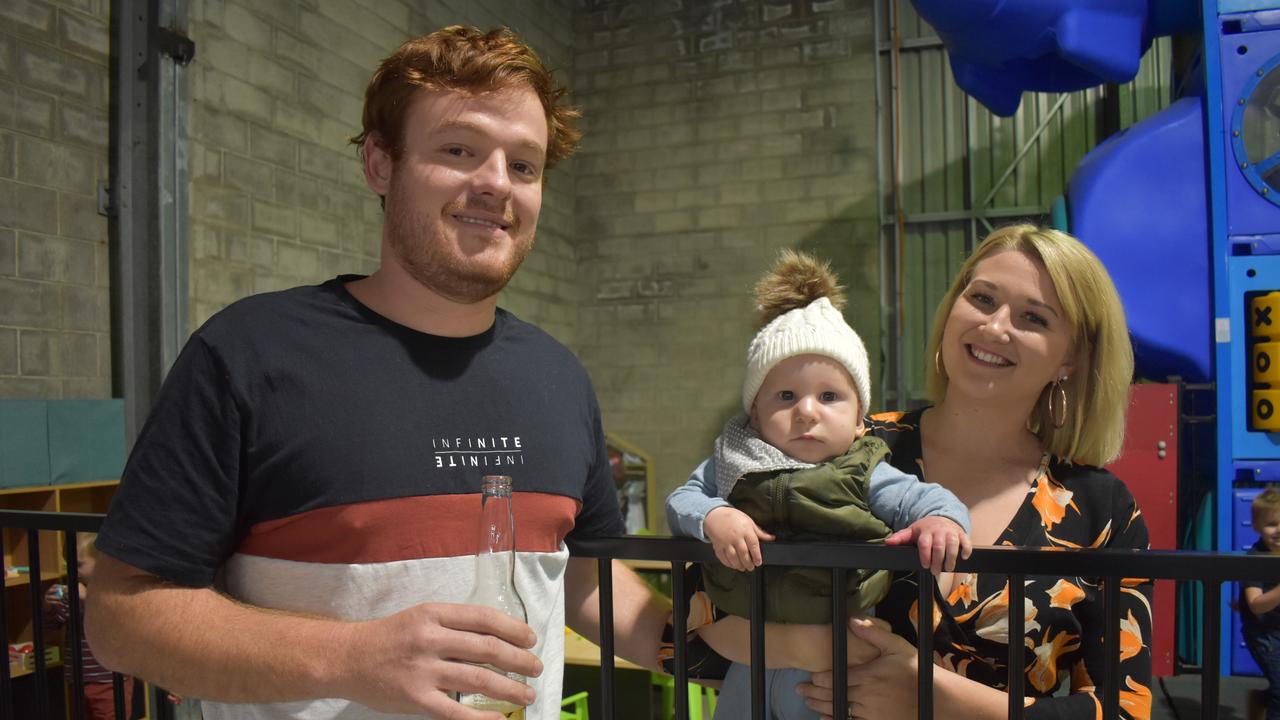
left=0, top=400, right=50, bottom=488
left=47, top=399, right=125, bottom=485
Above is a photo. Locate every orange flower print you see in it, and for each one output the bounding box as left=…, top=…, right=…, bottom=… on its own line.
left=687, top=591, right=716, bottom=631
left=908, top=596, right=944, bottom=636
left=1122, top=585, right=1154, bottom=620
left=869, top=410, right=908, bottom=424
left=1046, top=578, right=1085, bottom=610
left=972, top=581, right=1041, bottom=644
left=1084, top=693, right=1103, bottom=720
left=1088, top=519, right=1113, bottom=548
left=1119, top=609, right=1145, bottom=661
left=948, top=573, right=979, bottom=608
left=1125, top=504, right=1144, bottom=533
left=1027, top=628, right=1081, bottom=693
left=1030, top=476, right=1078, bottom=531
left=1071, top=658, right=1096, bottom=692
left=1120, top=675, right=1153, bottom=719
left=936, top=652, right=973, bottom=677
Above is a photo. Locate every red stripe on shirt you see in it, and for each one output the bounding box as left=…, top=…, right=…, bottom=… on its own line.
left=236, top=492, right=578, bottom=563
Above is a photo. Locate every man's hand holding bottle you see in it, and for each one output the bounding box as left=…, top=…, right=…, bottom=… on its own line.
left=336, top=601, right=541, bottom=719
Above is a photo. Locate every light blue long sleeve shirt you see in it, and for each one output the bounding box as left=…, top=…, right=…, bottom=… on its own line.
left=665, top=455, right=970, bottom=541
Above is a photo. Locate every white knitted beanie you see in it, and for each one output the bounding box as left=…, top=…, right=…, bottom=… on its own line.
left=741, top=296, right=871, bottom=414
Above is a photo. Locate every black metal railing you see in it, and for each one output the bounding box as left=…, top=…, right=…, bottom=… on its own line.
left=568, top=535, right=1280, bottom=720
left=4, top=508, right=1277, bottom=720
left=0, top=509, right=119, bottom=720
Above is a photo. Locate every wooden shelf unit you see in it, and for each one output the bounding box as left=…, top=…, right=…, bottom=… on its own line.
left=0, top=481, right=149, bottom=718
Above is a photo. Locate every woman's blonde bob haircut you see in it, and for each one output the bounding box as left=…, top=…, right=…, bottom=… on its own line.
left=924, top=224, right=1134, bottom=466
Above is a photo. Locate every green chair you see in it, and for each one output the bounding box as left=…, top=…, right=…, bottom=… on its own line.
left=651, top=673, right=717, bottom=720
left=560, top=690, right=590, bottom=720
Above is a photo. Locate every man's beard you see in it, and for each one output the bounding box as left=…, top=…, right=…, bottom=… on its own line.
left=384, top=194, right=534, bottom=304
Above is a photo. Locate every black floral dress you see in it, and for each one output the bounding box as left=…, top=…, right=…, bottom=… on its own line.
left=868, top=409, right=1154, bottom=720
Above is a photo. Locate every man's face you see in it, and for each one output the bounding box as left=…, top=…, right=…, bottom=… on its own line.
left=374, top=86, right=548, bottom=304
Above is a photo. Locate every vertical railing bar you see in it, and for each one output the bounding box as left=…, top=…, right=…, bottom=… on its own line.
left=65, top=530, right=85, bottom=720
left=1102, top=576, right=1121, bottom=720
left=1007, top=573, right=1025, bottom=720
left=28, top=529, right=48, bottom=719
left=1201, top=580, right=1221, bottom=720
left=750, top=569, right=765, bottom=720
left=916, top=570, right=934, bottom=720
left=832, top=567, right=848, bottom=720
left=598, top=558, right=615, bottom=720
left=0, top=525, right=11, bottom=720
left=672, top=561, right=689, bottom=720
left=112, top=672, right=126, bottom=720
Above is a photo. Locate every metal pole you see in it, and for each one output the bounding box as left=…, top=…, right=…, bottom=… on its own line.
left=916, top=571, right=933, bottom=720
left=1007, top=574, right=1025, bottom=719
left=65, top=531, right=85, bottom=720
left=750, top=570, right=765, bottom=720
left=598, top=558, right=615, bottom=720
left=672, top=562, right=688, bottom=720
left=978, top=94, right=1070, bottom=211
left=832, top=568, right=848, bottom=719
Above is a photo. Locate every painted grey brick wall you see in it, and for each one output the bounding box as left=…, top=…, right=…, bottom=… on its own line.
left=1, top=0, right=879, bottom=526
left=572, top=0, right=880, bottom=527
left=0, top=0, right=112, bottom=399
left=188, top=0, right=580, bottom=343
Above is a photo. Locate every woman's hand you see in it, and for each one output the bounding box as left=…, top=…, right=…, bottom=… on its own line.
left=796, top=618, right=920, bottom=720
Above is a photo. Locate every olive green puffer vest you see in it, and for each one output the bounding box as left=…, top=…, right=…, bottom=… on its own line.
left=702, top=435, right=893, bottom=624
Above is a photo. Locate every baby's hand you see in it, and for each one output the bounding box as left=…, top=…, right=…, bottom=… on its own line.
left=884, top=516, right=972, bottom=574
left=704, top=507, right=776, bottom=572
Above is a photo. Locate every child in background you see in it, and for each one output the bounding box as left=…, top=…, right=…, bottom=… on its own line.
left=44, top=534, right=136, bottom=720
left=1243, top=488, right=1280, bottom=720
left=666, top=250, right=972, bottom=720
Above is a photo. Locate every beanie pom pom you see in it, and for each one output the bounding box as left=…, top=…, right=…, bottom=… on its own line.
left=754, top=250, right=845, bottom=328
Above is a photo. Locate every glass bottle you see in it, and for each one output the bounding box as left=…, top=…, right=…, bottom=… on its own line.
left=458, top=475, right=528, bottom=718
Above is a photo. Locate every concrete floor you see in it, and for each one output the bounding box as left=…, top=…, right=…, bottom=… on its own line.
left=1154, top=674, right=1267, bottom=720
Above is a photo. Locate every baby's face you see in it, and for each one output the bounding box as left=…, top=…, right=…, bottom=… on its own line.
left=750, top=354, right=864, bottom=464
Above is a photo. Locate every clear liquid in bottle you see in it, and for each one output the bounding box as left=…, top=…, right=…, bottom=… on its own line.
left=457, top=475, right=529, bottom=718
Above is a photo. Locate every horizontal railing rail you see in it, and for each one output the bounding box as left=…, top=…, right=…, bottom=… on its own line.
left=5, top=508, right=1278, bottom=720
left=568, top=535, right=1280, bottom=720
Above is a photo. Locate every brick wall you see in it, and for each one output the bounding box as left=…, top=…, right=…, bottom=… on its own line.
left=0, top=0, right=112, bottom=399
left=188, top=0, right=580, bottom=342
left=572, top=0, right=880, bottom=524
left=1, top=1, right=882, bottom=532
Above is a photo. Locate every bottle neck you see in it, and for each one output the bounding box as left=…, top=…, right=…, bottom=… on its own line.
left=468, top=480, right=525, bottom=621
left=477, top=490, right=515, bottom=555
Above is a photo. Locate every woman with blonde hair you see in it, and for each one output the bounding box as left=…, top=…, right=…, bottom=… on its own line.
left=798, top=224, right=1153, bottom=719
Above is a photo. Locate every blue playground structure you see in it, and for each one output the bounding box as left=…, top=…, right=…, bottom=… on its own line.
left=910, top=0, right=1280, bottom=676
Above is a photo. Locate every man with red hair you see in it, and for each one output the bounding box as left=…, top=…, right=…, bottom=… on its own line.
left=87, top=26, right=669, bottom=720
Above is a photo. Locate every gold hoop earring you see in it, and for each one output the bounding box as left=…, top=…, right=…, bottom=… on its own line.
left=935, top=350, right=943, bottom=376
left=1048, top=377, right=1068, bottom=429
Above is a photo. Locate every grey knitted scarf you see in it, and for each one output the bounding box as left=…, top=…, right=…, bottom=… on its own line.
left=713, top=413, right=814, bottom=499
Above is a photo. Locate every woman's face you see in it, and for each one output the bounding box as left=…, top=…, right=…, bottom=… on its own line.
left=940, top=249, right=1075, bottom=407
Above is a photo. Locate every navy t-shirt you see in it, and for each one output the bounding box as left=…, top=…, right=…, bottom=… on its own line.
left=97, top=276, right=624, bottom=587
left=1243, top=540, right=1280, bottom=635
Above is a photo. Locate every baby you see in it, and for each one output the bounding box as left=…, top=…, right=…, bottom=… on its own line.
left=666, top=250, right=972, bottom=719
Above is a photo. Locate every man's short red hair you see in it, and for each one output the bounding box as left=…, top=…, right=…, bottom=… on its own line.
left=351, top=25, right=581, bottom=169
